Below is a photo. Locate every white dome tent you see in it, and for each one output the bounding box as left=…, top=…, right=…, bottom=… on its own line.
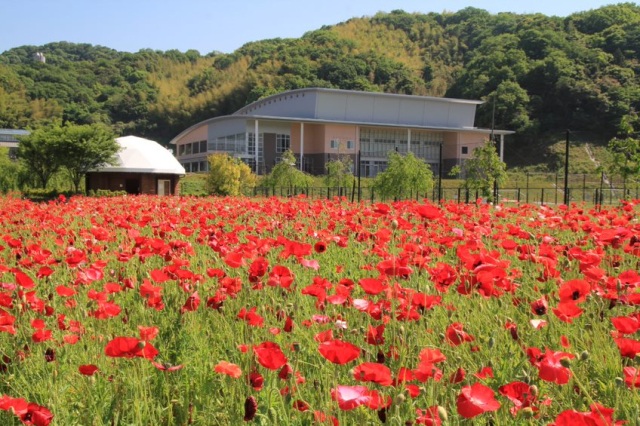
left=86, top=136, right=185, bottom=195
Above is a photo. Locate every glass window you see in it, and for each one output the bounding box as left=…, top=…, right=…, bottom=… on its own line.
left=347, top=140, right=354, bottom=150
left=193, top=142, right=200, bottom=154
left=200, top=140, right=207, bottom=153
left=461, top=146, right=468, bottom=155
left=178, top=144, right=185, bottom=156
left=330, top=139, right=339, bottom=149
left=185, top=143, right=192, bottom=155
left=276, top=134, right=290, bottom=153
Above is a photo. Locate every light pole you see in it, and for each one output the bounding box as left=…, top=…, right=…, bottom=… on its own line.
left=564, top=129, right=570, bottom=205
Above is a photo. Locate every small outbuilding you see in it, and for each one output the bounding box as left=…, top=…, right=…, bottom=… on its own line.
left=86, top=135, right=185, bottom=195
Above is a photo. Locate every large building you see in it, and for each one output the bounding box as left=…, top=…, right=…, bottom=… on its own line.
left=0, top=129, right=29, bottom=160
left=170, top=88, right=513, bottom=177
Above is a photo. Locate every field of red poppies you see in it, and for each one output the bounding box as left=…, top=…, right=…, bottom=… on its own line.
left=0, top=194, right=639, bottom=425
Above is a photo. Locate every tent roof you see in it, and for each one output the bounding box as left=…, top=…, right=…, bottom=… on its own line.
left=94, top=135, right=185, bottom=175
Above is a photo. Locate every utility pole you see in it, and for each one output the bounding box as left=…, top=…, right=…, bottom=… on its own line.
left=564, top=129, right=570, bottom=205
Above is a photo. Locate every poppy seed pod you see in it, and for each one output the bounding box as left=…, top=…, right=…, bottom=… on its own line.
left=437, top=406, right=448, bottom=421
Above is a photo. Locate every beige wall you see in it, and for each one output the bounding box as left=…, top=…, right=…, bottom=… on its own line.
left=291, top=123, right=358, bottom=154
left=291, top=123, right=325, bottom=153
left=177, top=125, right=207, bottom=145
left=443, top=132, right=488, bottom=162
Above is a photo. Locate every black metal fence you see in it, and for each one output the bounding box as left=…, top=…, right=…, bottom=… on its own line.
left=252, top=185, right=640, bottom=205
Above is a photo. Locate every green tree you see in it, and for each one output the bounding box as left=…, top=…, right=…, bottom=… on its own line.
left=57, top=123, right=120, bottom=193
left=373, top=151, right=434, bottom=200
left=17, top=125, right=65, bottom=189
left=607, top=137, right=640, bottom=197
left=0, top=147, right=21, bottom=193
left=206, top=153, right=257, bottom=196
left=451, top=140, right=507, bottom=202
left=262, top=150, right=312, bottom=192
left=324, top=155, right=354, bottom=191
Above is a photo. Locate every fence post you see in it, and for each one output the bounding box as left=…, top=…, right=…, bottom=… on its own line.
left=517, top=188, right=521, bottom=203
left=555, top=173, right=558, bottom=205
left=541, top=188, right=545, bottom=206
left=526, top=173, right=530, bottom=204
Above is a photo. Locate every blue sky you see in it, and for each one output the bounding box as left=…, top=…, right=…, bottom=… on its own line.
left=2, top=0, right=624, bottom=55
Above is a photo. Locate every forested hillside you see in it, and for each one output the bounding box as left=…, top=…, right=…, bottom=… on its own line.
left=2, top=4, right=640, bottom=169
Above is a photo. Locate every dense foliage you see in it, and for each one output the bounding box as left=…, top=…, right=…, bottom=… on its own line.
left=206, top=153, right=257, bottom=196
left=2, top=4, right=640, bottom=168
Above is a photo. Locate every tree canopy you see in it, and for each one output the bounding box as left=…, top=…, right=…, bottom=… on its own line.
left=373, top=151, right=434, bottom=200
left=17, top=123, right=119, bottom=192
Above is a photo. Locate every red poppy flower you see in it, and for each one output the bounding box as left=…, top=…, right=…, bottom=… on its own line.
left=358, top=278, right=387, bottom=295
left=456, top=382, right=501, bottom=418
left=550, top=403, right=622, bottom=426
left=214, top=361, right=242, bottom=378
left=79, top=364, right=99, bottom=376
left=552, top=302, right=584, bottom=323
left=138, top=326, right=159, bottom=341
left=415, top=406, right=443, bottom=425
left=224, top=252, right=245, bottom=268
left=614, top=337, right=640, bottom=359
left=104, top=337, right=158, bottom=360
left=558, top=279, right=590, bottom=303
left=253, top=341, right=287, bottom=370
left=611, top=314, right=640, bottom=334
left=623, top=367, right=640, bottom=388
left=352, top=362, right=393, bottom=386
left=180, top=291, right=200, bottom=313
left=366, top=324, right=385, bottom=345
left=445, top=322, right=474, bottom=346
left=449, top=367, right=466, bottom=384
left=248, top=370, right=264, bottom=391
left=537, top=349, right=575, bottom=385
left=314, top=241, right=327, bottom=253
left=416, top=204, right=442, bottom=220
left=499, top=381, right=538, bottom=415
left=318, top=339, right=360, bottom=364
left=530, top=297, right=548, bottom=316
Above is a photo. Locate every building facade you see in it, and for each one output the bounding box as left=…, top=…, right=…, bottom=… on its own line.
left=170, top=88, right=513, bottom=177
left=0, top=129, right=29, bottom=160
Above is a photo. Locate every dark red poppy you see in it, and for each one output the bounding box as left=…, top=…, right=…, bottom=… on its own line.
left=318, top=339, right=360, bottom=364
left=530, top=297, right=548, bottom=316
left=314, top=241, right=327, bottom=253
left=243, top=396, right=257, bottom=421
left=456, top=382, right=501, bottom=418
left=79, top=364, right=99, bottom=376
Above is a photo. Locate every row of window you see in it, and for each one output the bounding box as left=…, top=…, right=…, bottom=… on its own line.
left=330, top=139, right=355, bottom=150
left=178, top=140, right=207, bottom=156
left=182, top=161, right=208, bottom=173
